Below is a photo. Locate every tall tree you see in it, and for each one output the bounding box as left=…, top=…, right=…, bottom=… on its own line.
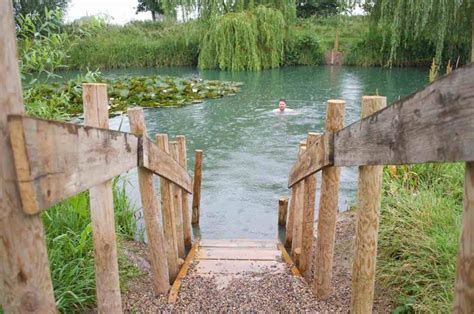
left=136, top=0, right=165, bottom=21
left=296, top=0, right=338, bottom=18
left=159, top=0, right=296, bottom=21
left=13, top=0, right=69, bottom=17
left=364, top=0, right=471, bottom=65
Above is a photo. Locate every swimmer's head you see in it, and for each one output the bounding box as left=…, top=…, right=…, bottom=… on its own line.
left=279, top=99, right=286, bottom=111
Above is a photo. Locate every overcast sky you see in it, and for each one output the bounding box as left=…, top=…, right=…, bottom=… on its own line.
left=65, top=0, right=152, bottom=24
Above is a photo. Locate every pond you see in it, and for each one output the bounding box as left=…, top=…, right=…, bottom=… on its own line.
left=99, top=65, right=428, bottom=240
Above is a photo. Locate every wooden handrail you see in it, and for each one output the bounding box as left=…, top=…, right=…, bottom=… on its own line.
left=288, top=63, right=474, bottom=188
left=8, top=115, right=139, bottom=214
left=7, top=115, right=193, bottom=214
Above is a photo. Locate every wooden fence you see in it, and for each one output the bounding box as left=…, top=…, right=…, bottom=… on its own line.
left=0, top=4, right=203, bottom=312
left=281, top=63, right=474, bottom=313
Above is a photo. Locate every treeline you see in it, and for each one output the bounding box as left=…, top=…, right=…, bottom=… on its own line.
left=15, top=0, right=472, bottom=74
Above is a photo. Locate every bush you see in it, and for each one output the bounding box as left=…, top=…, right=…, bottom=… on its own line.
left=284, top=26, right=324, bottom=66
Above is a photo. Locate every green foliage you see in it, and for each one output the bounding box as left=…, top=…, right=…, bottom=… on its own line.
left=255, top=6, right=286, bottom=69
left=13, top=0, right=69, bottom=20
left=371, top=0, right=471, bottom=66
left=199, top=6, right=287, bottom=71
left=42, top=178, right=137, bottom=312
left=378, top=163, right=464, bottom=312
left=16, top=8, right=71, bottom=81
left=68, top=21, right=201, bottom=69
left=162, top=0, right=296, bottom=21
left=136, top=0, right=165, bottom=20
left=284, top=24, right=324, bottom=65
left=302, top=15, right=368, bottom=53
left=296, top=0, right=338, bottom=18
left=24, top=71, right=242, bottom=117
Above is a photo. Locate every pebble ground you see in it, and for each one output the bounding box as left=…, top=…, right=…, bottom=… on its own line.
left=122, top=211, right=392, bottom=313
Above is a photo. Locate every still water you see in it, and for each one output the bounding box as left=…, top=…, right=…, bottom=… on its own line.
left=101, top=66, right=427, bottom=240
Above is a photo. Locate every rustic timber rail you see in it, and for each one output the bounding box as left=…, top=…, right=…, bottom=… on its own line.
left=281, top=63, right=474, bottom=313
left=0, top=4, right=204, bottom=312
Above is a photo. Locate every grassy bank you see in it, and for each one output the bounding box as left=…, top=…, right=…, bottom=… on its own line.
left=378, top=163, right=463, bottom=312
left=65, top=18, right=325, bottom=70
left=44, top=179, right=140, bottom=312
left=67, top=21, right=201, bottom=69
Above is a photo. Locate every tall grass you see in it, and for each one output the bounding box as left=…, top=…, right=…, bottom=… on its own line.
left=378, top=163, right=463, bottom=312
left=43, top=178, right=138, bottom=312
left=68, top=21, right=201, bottom=69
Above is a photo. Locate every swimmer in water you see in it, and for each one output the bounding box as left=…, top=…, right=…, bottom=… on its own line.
left=273, top=99, right=294, bottom=113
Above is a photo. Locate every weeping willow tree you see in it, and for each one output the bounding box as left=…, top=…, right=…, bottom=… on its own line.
left=198, top=6, right=285, bottom=70
left=161, top=0, right=296, bottom=21
left=360, top=0, right=472, bottom=66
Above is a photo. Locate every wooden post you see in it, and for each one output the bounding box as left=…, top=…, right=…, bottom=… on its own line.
left=83, top=83, right=122, bottom=312
left=313, top=99, right=345, bottom=299
left=128, top=108, right=170, bottom=294
left=286, top=143, right=306, bottom=249
left=278, top=197, right=289, bottom=226
left=0, top=2, right=56, bottom=312
left=453, top=161, right=474, bottom=312
left=285, top=184, right=297, bottom=247
left=176, top=136, right=192, bottom=248
left=170, top=141, right=185, bottom=258
left=156, top=134, right=179, bottom=283
left=351, top=96, right=386, bottom=313
left=291, top=143, right=307, bottom=261
left=300, top=132, right=321, bottom=275
left=453, top=12, right=474, bottom=312
left=192, top=150, right=203, bottom=225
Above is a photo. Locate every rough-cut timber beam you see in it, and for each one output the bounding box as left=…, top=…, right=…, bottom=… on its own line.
left=334, top=63, right=474, bottom=167
left=288, top=63, right=474, bottom=187
left=8, top=115, right=139, bottom=214
left=140, top=136, right=193, bottom=193
left=287, top=132, right=333, bottom=188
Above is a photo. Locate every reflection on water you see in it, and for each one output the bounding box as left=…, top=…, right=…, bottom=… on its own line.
left=106, top=65, right=427, bottom=240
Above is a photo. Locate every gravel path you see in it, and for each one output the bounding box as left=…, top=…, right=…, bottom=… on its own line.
left=122, top=211, right=393, bottom=313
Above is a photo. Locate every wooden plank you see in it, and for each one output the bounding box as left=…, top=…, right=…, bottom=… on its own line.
left=192, top=149, right=203, bottom=224
left=278, top=243, right=302, bottom=277
left=156, top=134, right=180, bottom=283
left=83, top=83, right=122, bottom=313
left=288, top=132, right=333, bottom=188
left=8, top=115, right=138, bottom=214
left=141, top=137, right=192, bottom=193
left=170, top=141, right=185, bottom=259
left=334, top=64, right=474, bottom=167
left=128, top=107, right=170, bottom=295
left=0, top=2, right=56, bottom=311
left=198, top=247, right=281, bottom=260
left=351, top=96, right=386, bottom=312
left=313, top=100, right=345, bottom=299
left=200, top=239, right=277, bottom=249
left=176, top=136, right=192, bottom=247
left=194, top=260, right=286, bottom=274
left=168, top=239, right=200, bottom=304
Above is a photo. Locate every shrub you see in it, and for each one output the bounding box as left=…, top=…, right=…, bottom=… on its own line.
left=284, top=26, right=324, bottom=66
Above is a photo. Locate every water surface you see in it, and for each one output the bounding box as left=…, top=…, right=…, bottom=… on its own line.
left=104, top=66, right=427, bottom=240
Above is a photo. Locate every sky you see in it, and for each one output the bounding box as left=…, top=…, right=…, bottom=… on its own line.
left=65, top=0, right=152, bottom=24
